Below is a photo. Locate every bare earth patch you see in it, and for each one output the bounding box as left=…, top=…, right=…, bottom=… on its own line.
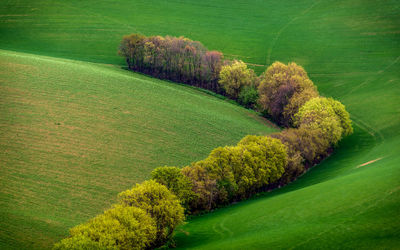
left=356, top=157, right=383, bottom=168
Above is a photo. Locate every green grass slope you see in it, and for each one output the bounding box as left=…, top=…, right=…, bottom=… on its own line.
left=0, top=50, right=276, bottom=249
left=0, top=0, right=399, bottom=249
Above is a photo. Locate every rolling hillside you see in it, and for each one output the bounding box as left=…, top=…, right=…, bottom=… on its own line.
left=0, top=50, right=277, bottom=249
left=1, top=0, right=399, bottom=249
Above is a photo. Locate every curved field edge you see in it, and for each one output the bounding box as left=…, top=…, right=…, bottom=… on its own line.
left=171, top=0, right=400, bottom=248
left=0, top=0, right=399, bottom=248
left=0, top=49, right=277, bottom=249
left=174, top=125, right=400, bottom=249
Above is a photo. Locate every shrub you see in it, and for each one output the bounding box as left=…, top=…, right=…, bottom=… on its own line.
left=218, top=60, right=256, bottom=100
left=54, top=206, right=157, bottom=250
left=258, top=62, right=316, bottom=125
left=151, top=166, right=195, bottom=211
left=118, top=180, right=184, bottom=246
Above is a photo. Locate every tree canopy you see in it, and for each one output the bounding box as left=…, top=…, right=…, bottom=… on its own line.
left=118, top=180, right=185, bottom=246
left=258, top=62, right=317, bottom=125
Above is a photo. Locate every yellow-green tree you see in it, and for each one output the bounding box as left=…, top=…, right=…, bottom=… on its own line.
left=283, top=87, right=319, bottom=126
left=294, top=97, right=352, bottom=145
left=219, top=60, right=256, bottom=100
left=118, top=180, right=184, bottom=246
left=54, top=205, right=157, bottom=250
left=237, top=136, right=287, bottom=192
left=151, top=166, right=195, bottom=211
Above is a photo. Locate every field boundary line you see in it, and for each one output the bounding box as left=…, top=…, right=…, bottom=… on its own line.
left=58, top=2, right=139, bottom=34
left=266, top=0, right=321, bottom=65
left=350, top=114, right=385, bottom=146
left=343, top=55, right=400, bottom=97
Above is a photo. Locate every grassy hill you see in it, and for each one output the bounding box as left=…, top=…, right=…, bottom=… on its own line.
left=0, top=50, right=277, bottom=249
left=1, top=0, right=399, bottom=249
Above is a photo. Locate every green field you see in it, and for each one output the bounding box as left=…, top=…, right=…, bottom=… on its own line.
left=0, top=50, right=277, bottom=249
left=1, top=0, right=399, bottom=249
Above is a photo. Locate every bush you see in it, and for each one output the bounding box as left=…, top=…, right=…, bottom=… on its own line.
left=218, top=60, right=256, bottom=100
left=54, top=206, right=157, bottom=250
left=118, top=180, right=184, bottom=246
left=151, top=166, right=195, bottom=211
left=258, top=62, right=316, bottom=125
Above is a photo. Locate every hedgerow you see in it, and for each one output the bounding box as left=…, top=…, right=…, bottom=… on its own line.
left=55, top=35, right=353, bottom=249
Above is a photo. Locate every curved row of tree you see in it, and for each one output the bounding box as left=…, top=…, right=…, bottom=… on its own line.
left=54, top=180, right=184, bottom=249
left=54, top=34, right=353, bottom=249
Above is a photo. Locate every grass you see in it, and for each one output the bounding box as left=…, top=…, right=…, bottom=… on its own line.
left=0, top=50, right=277, bottom=249
left=0, top=0, right=399, bottom=249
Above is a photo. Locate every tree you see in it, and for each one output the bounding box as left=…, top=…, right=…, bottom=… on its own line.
left=237, top=136, right=287, bottom=192
left=258, top=62, right=316, bottom=125
left=151, top=166, right=195, bottom=211
left=238, top=85, right=259, bottom=108
left=118, top=180, right=184, bottom=246
left=200, top=147, right=239, bottom=201
left=294, top=97, right=350, bottom=145
left=55, top=206, right=157, bottom=250
left=283, top=87, right=319, bottom=127
left=181, top=164, right=218, bottom=212
left=328, top=98, right=353, bottom=136
left=202, top=51, right=223, bottom=91
left=118, top=34, right=146, bottom=70
left=271, top=127, right=330, bottom=167
left=53, top=235, right=106, bottom=250
left=218, top=60, right=256, bottom=100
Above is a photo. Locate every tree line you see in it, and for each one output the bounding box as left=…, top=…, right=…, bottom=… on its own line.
left=54, top=34, right=353, bottom=249
left=119, top=34, right=223, bottom=92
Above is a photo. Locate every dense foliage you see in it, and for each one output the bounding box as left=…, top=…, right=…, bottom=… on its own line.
left=118, top=180, right=185, bottom=247
left=218, top=60, right=257, bottom=100
left=119, top=34, right=223, bottom=92
left=54, top=206, right=157, bottom=250
left=258, top=62, right=318, bottom=126
left=180, top=137, right=287, bottom=212
left=294, top=97, right=353, bottom=145
left=151, top=166, right=195, bottom=211
left=56, top=36, right=354, bottom=249
left=54, top=181, right=184, bottom=250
